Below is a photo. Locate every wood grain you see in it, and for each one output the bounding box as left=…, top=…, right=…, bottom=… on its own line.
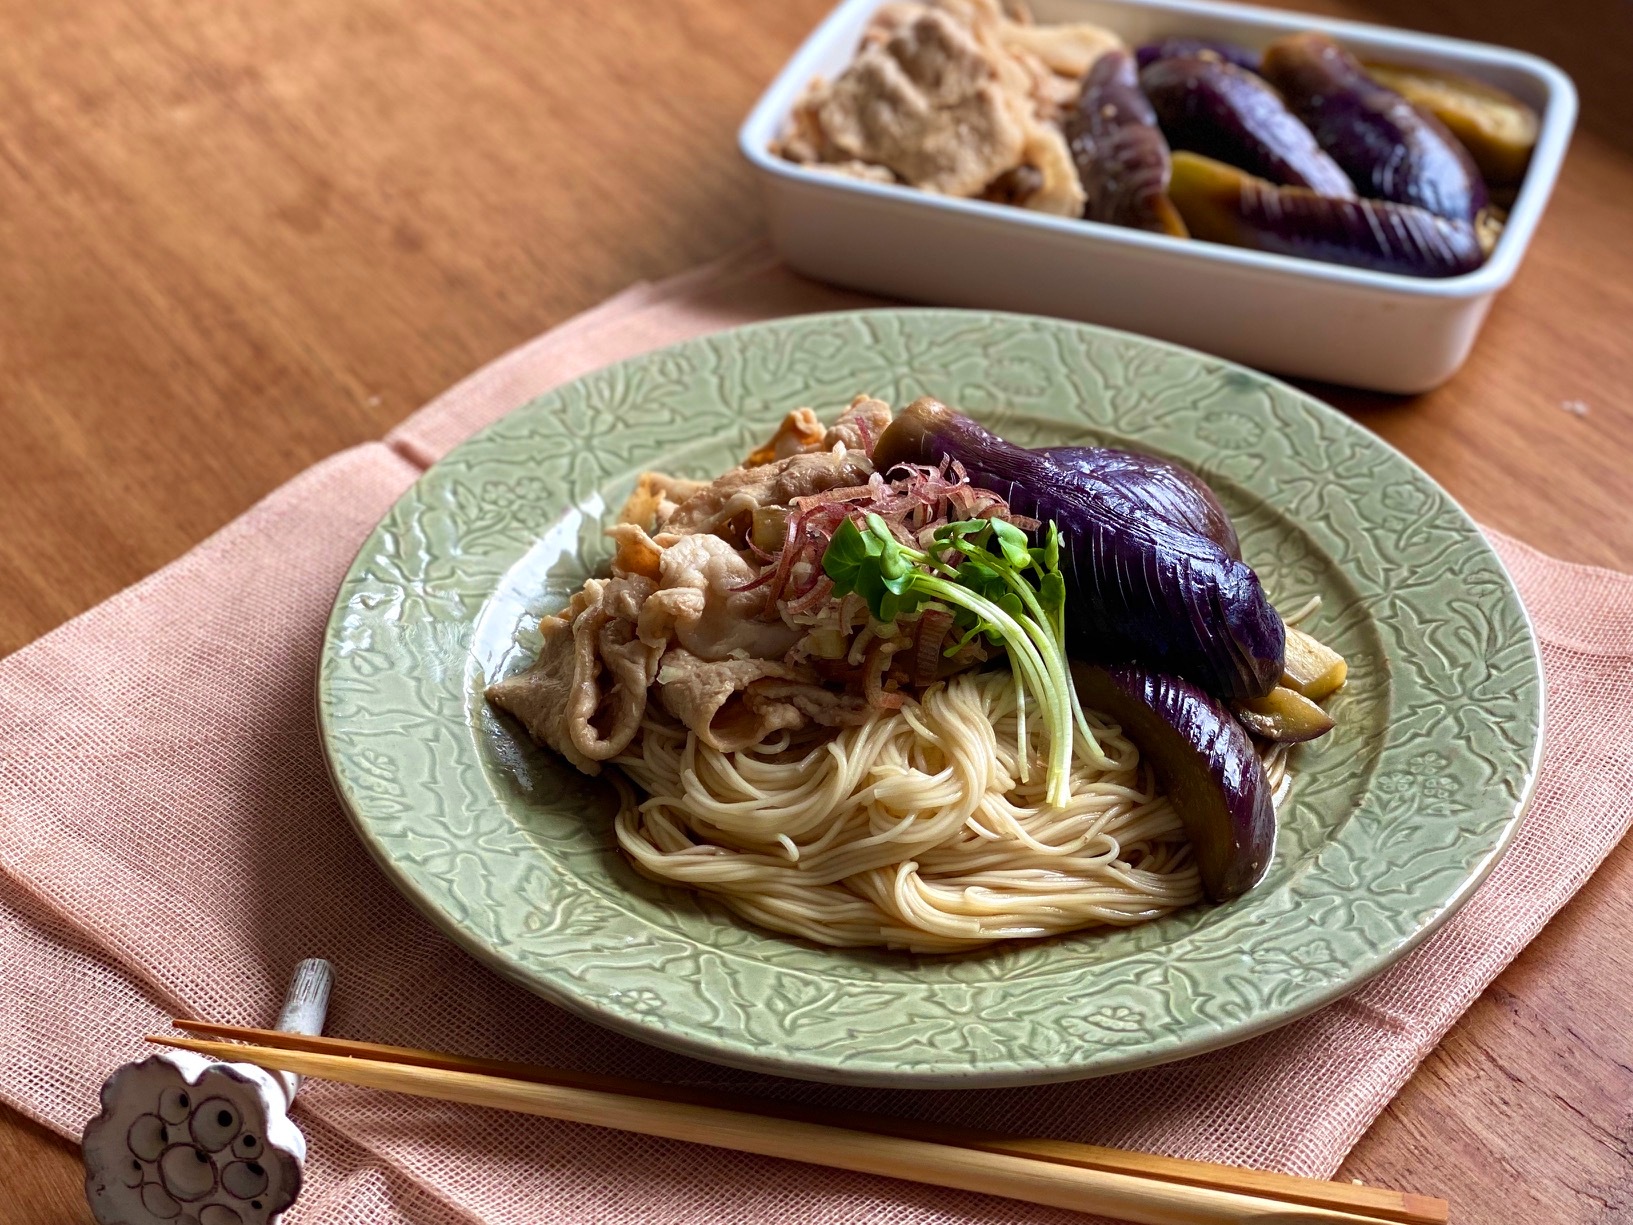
left=0, top=0, right=1628, bottom=1222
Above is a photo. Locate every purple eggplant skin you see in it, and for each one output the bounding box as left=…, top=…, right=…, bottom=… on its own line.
left=1169, top=151, right=1485, bottom=278
left=1042, top=446, right=1241, bottom=559
left=1064, top=50, right=1189, bottom=236
left=874, top=398, right=1284, bottom=701
left=1261, top=32, right=1488, bottom=223
left=1073, top=662, right=1276, bottom=902
left=1135, top=37, right=1262, bottom=74
left=1139, top=56, right=1356, bottom=198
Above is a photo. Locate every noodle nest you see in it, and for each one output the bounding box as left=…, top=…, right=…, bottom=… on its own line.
left=613, top=669, right=1289, bottom=952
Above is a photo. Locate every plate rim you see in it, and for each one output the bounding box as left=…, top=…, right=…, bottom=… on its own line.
left=319, top=307, right=1546, bottom=1087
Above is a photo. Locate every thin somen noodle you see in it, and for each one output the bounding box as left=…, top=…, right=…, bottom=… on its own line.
left=612, top=668, right=1291, bottom=952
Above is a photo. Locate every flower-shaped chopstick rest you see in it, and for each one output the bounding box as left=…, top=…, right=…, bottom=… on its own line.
left=82, top=959, right=333, bottom=1225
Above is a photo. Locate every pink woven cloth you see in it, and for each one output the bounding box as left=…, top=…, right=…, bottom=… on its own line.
left=4, top=249, right=1632, bottom=1224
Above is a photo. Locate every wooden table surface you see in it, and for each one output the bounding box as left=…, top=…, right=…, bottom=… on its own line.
left=2, top=0, right=1629, bottom=1220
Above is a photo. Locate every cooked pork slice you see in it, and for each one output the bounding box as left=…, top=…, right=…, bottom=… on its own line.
left=663, top=449, right=875, bottom=542
left=1014, top=119, right=1086, bottom=215
left=618, top=472, right=710, bottom=535
left=487, top=616, right=591, bottom=770
left=606, top=522, right=663, bottom=580
left=746, top=408, right=827, bottom=467
left=655, top=650, right=810, bottom=753
left=746, top=680, right=872, bottom=728
left=818, top=9, right=1027, bottom=197
left=743, top=397, right=894, bottom=467
left=637, top=533, right=802, bottom=662
left=654, top=651, right=875, bottom=753
left=996, top=20, right=1121, bottom=81
left=822, top=396, right=893, bottom=454
left=486, top=575, right=659, bottom=775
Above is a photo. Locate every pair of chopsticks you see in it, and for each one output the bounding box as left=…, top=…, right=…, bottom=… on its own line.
left=152, top=1022, right=1445, bottom=1225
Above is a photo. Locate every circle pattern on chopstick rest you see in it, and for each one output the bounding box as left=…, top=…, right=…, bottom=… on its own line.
left=83, top=1052, right=304, bottom=1225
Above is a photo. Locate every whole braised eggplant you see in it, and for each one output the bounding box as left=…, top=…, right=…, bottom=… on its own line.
left=1261, top=32, right=1488, bottom=223
left=1168, top=152, right=1485, bottom=278
left=1073, top=663, right=1276, bottom=901
left=1064, top=50, right=1188, bottom=236
left=1140, top=56, right=1356, bottom=198
left=1042, top=445, right=1241, bottom=559
left=1135, top=37, right=1261, bottom=74
left=873, top=398, right=1284, bottom=700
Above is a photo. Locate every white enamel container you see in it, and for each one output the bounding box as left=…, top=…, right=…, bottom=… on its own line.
left=739, top=0, right=1577, bottom=392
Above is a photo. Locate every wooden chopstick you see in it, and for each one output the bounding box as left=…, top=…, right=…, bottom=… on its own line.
left=151, top=1032, right=1405, bottom=1225
left=170, top=1018, right=1442, bottom=1224
left=154, top=1024, right=1444, bottom=1225
left=169, top=1020, right=1443, bottom=1223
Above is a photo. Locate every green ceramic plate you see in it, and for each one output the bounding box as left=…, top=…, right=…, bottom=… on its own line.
left=320, top=310, right=1543, bottom=1088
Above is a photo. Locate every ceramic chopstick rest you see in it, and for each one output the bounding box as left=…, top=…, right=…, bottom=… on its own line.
left=82, top=959, right=334, bottom=1225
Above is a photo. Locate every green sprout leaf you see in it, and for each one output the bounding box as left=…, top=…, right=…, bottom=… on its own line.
left=820, top=508, right=1104, bottom=807
left=1039, top=570, right=1066, bottom=621
left=822, top=517, right=870, bottom=591
left=991, top=518, right=1033, bottom=570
